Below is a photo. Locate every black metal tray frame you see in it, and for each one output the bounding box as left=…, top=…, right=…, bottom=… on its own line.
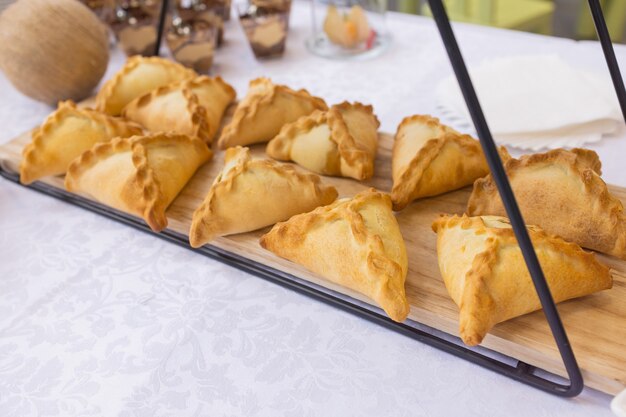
left=0, top=167, right=575, bottom=395
left=2, top=0, right=624, bottom=398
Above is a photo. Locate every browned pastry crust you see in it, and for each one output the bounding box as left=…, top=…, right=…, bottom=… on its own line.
left=217, top=77, right=328, bottom=149
left=260, top=188, right=410, bottom=322
left=122, top=81, right=208, bottom=143
left=121, top=75, right=235, bottom=144
left=20, top=100, right=143, bottom=185
left=268, top=109, right=329, bottom=158
left=266, top=101, right=380, bottom=180
left=187, top=76, right=236, bottom=141
left=467, top=148, right=626, bottom=259
left=432, top=214, right=612, bottom=346
left=391, top=114, right=510, bottom=211
left=95, top=56, right=196, bottom=116
left=65, top=133, right=212, bottom=232
left=189, top=146, right=338, bottom=247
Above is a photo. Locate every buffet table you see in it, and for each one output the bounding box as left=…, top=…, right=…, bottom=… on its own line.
left=1, top=2, right=624, bottom=415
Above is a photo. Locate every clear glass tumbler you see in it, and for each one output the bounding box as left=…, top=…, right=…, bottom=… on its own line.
left=238, top=0, right=291, bottom=59
left=167, top=2, right=222, bottom=73
left=109, top=0, right=160, bottom=56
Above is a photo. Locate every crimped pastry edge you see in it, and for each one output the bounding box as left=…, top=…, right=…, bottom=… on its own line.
left=495, top=147, right=602, bottom=176
left=432, top=213, right=613, bottom=345
left=65, top=133, right=212, bottom=232
left=431, top=213, right=611, bottom=275
left=217, top=77, right=328, bottom=149
left=390, top=115, right=454, bottom=210
left=20, top=100, right=143, bottom=185
left=391, top=114, right=484, bottom=210
left=325, top=101, right=380, bottom=179
left=121, top=80, right=211, bottom=144
left=188, top=75, right=237, bottom=137
left=189, top=146, right=337, bottom=247
left=266, top=101, right=380, bottom=180
left=260, top=188, right=409, bottom=322
left=122, top=75, right=236, bottom=144
left=95, top=56, right=196, bottom=114
left=468, top=149, right=603, bottom=210
left=467, top=148, right=626, bottom=258
left=266, top=109, right=329, bottom=160
left=188, top=75, right=237, bottom=102
left=261, top=188, right=392, bottom=247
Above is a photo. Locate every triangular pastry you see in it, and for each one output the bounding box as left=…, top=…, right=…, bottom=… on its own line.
left=266, top=102, right=380, bottom=180
left=217, top=77, right=328, bottom=149
left=65, top=133, right=212, bottom=232
left=391, top=114, right=510, bottom=211
left=20, top=101, right=143, bottom=185
left=260, top=189, right=410, bottom=322
left=189, top=146, right=338, bottom=247
left=96, top=56, right=196, bottom=116
left=467, top=148, right=626, bottom=259
left=432, top=214, right=612, bottom=346
left=122, top=76, right=236, bottom=144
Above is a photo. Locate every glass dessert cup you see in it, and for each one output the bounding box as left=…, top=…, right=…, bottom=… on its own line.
left=251, top=0, right=292, bottom=25
left=238, top=1, right=291, bottom=59
left=166, top=9, right=220, bottom=73
left=306, top=0, right=390, bottom=59
left=175, top=0, right=226, bottom=47
left=109, top=0, right=160, bottom=56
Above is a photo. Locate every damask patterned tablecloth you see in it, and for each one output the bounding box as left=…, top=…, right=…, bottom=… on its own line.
left=1, top=2, right=625, bottom=416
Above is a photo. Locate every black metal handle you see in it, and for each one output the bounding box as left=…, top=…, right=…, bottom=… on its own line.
left=588, top=0, right=626, bottom=123
left=154, top=0, right=170, bottom=56
left=426, top=0, right=584, bottom=397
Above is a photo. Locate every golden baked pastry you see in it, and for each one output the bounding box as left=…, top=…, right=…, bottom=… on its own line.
left=122, top=76, right=236, bottom=144
left=65, top=133, right=212, bottom=232
left=190, top=76, right=237, bottom=140
left=189, top=146, right=337, bottom=247
left=217, top=77, right=327, bottom=149
left=432, top=214, right=612, bottom=346
left=260, top=189, right=410, bottom=322
left=20, top=100, right=143, bottom=185
left=467, top=148, right=626, bottom=259
left=266, top=101, right=380, bottom=180
left=391, top=114, right=510, bottom=211
left=96, top=56, right=196, bottom=116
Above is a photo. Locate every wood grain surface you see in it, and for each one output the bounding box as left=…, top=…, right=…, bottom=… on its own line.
left=1, top=123, right=625, bottom=395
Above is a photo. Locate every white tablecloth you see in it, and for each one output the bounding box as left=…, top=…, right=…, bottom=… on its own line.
left=1, top=2, right=624, bottom=416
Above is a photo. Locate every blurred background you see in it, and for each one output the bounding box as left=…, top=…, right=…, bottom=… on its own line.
left=0, top=0, right=624, bottom=43
left=394, top=0, right=626, bottom=43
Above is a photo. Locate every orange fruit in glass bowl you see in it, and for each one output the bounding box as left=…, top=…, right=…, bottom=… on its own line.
left=323, top=5, right=370, bottom=48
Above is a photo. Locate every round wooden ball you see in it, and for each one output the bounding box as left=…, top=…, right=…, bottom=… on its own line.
left=0, top=0, right=110, bottom=104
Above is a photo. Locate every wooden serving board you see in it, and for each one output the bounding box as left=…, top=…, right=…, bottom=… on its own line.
left=2, top=127, right=625, bottom=395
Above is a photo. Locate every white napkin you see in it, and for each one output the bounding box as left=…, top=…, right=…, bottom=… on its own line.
left=436, top=55, right=623, bottom=151
left=613, top=388, right=626, bottom=417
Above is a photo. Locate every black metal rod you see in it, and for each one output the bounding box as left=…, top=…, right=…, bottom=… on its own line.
left=426, top=0, right=583, bottom=397
left=154, top=0, right=170, bottom=56
left=588, top=0, right=626, bottom=123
